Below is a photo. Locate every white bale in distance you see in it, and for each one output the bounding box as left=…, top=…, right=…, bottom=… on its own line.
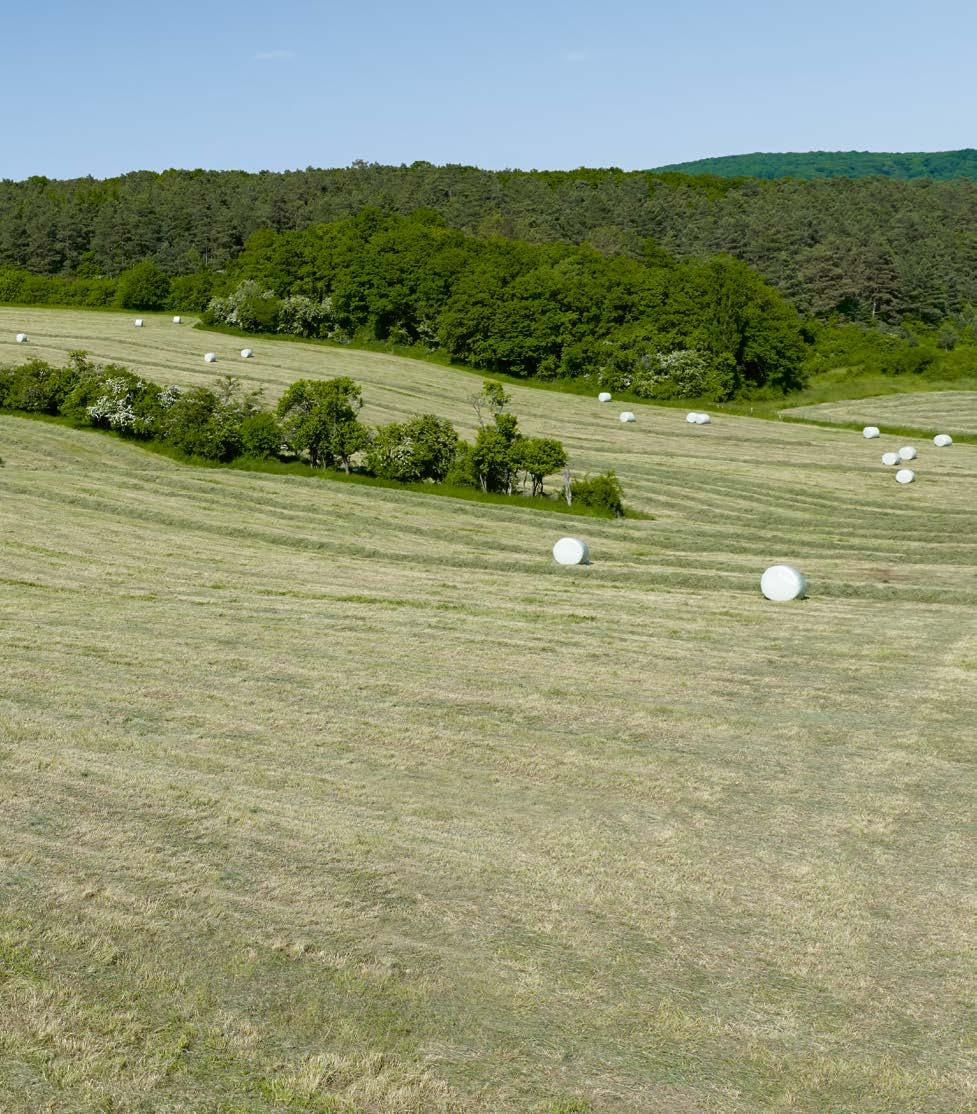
left=760, top=564, right=807, bottom=602
left=934, top=433, right=953, bottom=447
left=898, top=446, right=917, bottom=461
left=204, top=352, right=217, bottom=363
left=553, top=537, right=590, bottom=566
left=863, top=426, right=880, bottom=439
left=598, top=391, right=612, bottom=402
left=172, top=315, right=182, bottom=324
left=881, top=451, right=900, bottom=466
left=686, top=412, right=700, bottom=423
left=895, top=468, right=915, bottom=485
left=134, top=318, right=143, bottom=327
left=240, top=348, right=253, bottom=359
left=694, top=413, right=711, bottom=425
left=619, top=411, right=636, bottom=423
left=15, top=332, right=27, bottom=343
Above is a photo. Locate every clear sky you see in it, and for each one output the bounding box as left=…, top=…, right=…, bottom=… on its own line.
left=4, top=0, right=976, bottom=180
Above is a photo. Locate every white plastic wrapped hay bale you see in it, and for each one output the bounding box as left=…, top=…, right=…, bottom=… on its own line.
left=204, top=352, right=217, bottom=364
left=553, top=537, right=589, bottom=566
left=898, top=446, right=917, bottom=461
left=134, top=318, right=144, bottom=327
left=598, top=391, right=612, bottom=402
left=881, top=451, right=900, bottom=466
left=895, top=468, right=915, bottom=484
left=172, top=315, right=182, bottom=324
left=619, top=411, right=636, bottom=423
left=686, top=412, right=700, bottom=423
left=863, top=426, right=880, bottom=439
left=934, top=433, right=953, bottom=447
left=694, top=413, right=711, bottom=425
left=240, top=348, right=253, bottom=359
left=15, top=333, right=27, bottom=343
left=760, top=565, right=807, bottom=602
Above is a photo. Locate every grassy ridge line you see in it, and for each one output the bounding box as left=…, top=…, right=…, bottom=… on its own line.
left=0, top=407, right=633, bottom=520
left=778, top=414, right=977, bottom=445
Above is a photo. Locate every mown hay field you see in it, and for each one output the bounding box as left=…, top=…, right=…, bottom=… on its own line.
left=2, top=307, right=977, bottom=1112
left=783, top=390, right=977, bottom=436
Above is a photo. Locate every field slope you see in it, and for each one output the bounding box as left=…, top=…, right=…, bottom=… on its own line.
left=2, top=309, right=977, bottom=1112
left=782, top=391, right=977, bottom=437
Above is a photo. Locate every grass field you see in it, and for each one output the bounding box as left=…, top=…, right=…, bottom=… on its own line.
left=782, top=390, right=977, bottom=436
left=2, top=308, right=977, bottom=1112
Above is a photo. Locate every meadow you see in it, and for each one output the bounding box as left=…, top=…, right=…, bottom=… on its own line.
left=2, top=308, right=977, bottom=1112
left=783, top=391, right=977, bottom=437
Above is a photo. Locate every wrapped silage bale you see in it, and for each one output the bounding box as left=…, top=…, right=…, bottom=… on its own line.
left=619, top=411, right=636, bottom=423
left=172, top=315, right=182, bottom=324
left=686, top=412, right=700, bottom=423
left=881, top=451, right=900, bottom=466
left=863, top=426, right=880, bottom=439
left=898, top=446, right=917, bottom=461
left=134, top=318, right=144, bottom=327
left=553, top=537, right=590, bottom=566
left=240, top=348, right=253, bottom=359
left=15, top=333, right=27, bottom=343
left=760, top=565, right=807, bottom=602
left=934, top=433, right=953, bottom=447
left=204, top=352, right=217, bottom=363
left=598, top=391, right=612, bottom=402
left=694, top=413, right=711, bottom=425
left=895, top=469, right=915, bottom=484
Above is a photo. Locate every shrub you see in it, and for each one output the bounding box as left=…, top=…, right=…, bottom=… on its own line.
left=62, top=364, right=163, bottom=437
left=169, top=272, right=224, bottom=312
left=240, top=411, right=282, bottom=458
left=116, top=260, right=171, bottom=310
left=276, top=376, right=369, bottom=471
left=1, top=358, right=78, bottom=414
left=278, top=294, right=335, bottom=337
left=206, top=280, right=282, bottom=332
left=511, top=436, right=567, bottom=496
left=364, top=414, right=459, bottom=483
left=571, top=471, right=625, bottom=517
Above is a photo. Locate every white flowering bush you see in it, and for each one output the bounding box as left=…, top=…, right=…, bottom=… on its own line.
left=278, top=294, right=335, bottom=337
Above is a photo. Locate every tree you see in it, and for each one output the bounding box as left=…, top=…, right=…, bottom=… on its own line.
left=116, top=260, right=171, bottom=310
left=511, top=437, right=568, bottom=496
left=471, top=411, right=521, bottom=493
left=276, top=377, right=369, bottom=471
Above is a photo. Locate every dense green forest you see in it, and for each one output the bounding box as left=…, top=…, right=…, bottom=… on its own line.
left=4, top=162, right=977, bottom=326
left=651, top=149, right=977, bottom=181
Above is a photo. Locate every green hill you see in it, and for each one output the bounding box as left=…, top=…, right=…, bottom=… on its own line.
left=652, top=149, right=977, bottom=180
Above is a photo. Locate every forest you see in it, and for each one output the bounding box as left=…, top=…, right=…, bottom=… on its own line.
left=652, top=148, right=977, bottom=181
left=3, top=162, right=977, bottom=329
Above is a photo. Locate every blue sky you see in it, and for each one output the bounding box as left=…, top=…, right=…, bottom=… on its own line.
left=3, top=0, right=976, bottom=179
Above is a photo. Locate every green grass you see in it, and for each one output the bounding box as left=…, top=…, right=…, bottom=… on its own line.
left=2, top=307, right=977, bottom=1112
left=781, top=389, right=977, bottom=436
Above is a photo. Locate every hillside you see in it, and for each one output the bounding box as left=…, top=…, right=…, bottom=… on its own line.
left=651, top=148, right=977, bottom=180
left=5, top=163, right=977, bottom=327
left=3, top=308, right=977, bottom=1111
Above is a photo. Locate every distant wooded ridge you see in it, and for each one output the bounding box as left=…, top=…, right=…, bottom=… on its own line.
left=4, top=161, right=977, bottom=326
left=650, top=149, right=977, bottom=180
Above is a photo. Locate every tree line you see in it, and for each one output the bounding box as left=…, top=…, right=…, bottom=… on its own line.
left=4, top=161, right=977, bottom=326
left=0, top=353, right=625, bottom=515
left=652, top=149, right=977, bottom=181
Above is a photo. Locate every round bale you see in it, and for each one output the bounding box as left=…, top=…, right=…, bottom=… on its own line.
left=134, top=318, right=144, bottom=327
left=863, top=426, right=880, bottom=439
left=934, top=433, right=953, bottom=447
left=619, top=411, right=636, bottom=423
left=172, top=316, right=182, bottom=324
left=881, top=451, right=900, bottom=466
left=204, top=352, right=217, bottom=364
left=686, top=412, right=700, bottom=423
left=15, top=332, right=27, bottom=343
left=895, top=468, right=915, bottom=484
left=598, top=391, right=612, bottom=403
left=694, top=413, right=711, bottom=425
left=240, top=348, right=253, bottom=359
left=760, top=565, right=807, bottom=602
left=553, top=537, right=590, bottom=566
left=898, top=446, right=917, bottom=461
